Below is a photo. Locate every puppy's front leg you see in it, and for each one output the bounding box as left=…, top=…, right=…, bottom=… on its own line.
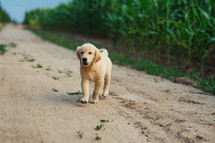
left=91, top=79, right=103, bottom=104
left=81, top=79, right=89, bottom=103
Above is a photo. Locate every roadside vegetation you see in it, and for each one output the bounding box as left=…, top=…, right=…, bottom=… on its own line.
left=0, top=44, right=7, bottom=55
left=23, top=0, right=215, bottom=94
left=0, top=42, right=17, bottom=55
left=27, top=28, right=215, bottom=94
left=0, top=6, right=10, bottom=23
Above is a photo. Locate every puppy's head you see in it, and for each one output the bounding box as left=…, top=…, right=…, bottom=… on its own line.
left=76, top=43, right=101, bottom=66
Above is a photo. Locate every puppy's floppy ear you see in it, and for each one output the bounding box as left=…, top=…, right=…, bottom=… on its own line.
left=76, top=46, right=81, bottom=60
left=93, top=49, right=101, bottom=64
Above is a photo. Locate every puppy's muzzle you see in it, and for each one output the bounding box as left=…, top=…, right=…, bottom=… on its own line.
left=82, top=58, right=88, bottom=65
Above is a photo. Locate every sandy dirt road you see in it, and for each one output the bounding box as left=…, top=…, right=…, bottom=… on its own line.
left=0, top=25, right=215, bottom=143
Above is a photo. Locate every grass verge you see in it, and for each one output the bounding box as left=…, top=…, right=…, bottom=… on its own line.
left=27, top=28, right=215, bottom=95
left=26, top=28, right=80, bottom=51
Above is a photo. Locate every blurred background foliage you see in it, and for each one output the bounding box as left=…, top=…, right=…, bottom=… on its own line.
left=0, top=5, right=10, bottom=22
left=23, top=0, right=215, bottom=78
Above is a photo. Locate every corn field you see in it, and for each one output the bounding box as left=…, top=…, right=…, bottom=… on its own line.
left=24, top=0, right=215, bottom=77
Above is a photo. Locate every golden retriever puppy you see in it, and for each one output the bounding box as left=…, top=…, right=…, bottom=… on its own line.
left=76, top=43, right=112, bottom=104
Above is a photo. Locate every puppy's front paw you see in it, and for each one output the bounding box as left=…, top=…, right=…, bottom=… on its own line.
left=90, top=98, right=98, bottom=104
left=80, top=98, right=88, bottom=104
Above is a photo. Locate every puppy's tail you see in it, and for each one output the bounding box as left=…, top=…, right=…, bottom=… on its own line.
left=100, top=48, right=108, bottom=56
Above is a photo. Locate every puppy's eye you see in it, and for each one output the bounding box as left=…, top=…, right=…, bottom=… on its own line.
left=89, top=52, right=92, bottom=54
left=81, top=51, right=84, bottom=54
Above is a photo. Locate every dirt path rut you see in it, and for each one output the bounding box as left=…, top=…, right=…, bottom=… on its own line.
left=0, top=25, right=215, bottom=143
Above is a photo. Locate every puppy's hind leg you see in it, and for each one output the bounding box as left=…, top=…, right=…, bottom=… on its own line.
left=80, top=79, right=89, bottom=103
left=99, top=81, right=104, bottom=97
left=103, top=72, right=111, bottom=97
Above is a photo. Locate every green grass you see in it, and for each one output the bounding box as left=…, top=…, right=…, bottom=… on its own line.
left=27, top=28, right=215, bottom=95
left=0, top=44, right=7, bottom=55
left=111, top=53, right=215, bottom=94
left=110, top=53, right=188, bottom=80
left=51, top=88, right=58, bottom=92
left=26, top=28, right=80, bottom=51
left=27, top=59, right=35, bottom=62
left=77, top=131, right=83, bottom=139
left=100, top=119, right=109, bottom=123
left=0, top=42, right=17, bottom=55
left=8, top=42, right=17, bottom=48
left=95, top=124, right=103, bottom=130
left=67, top=91, right=82, bottom=95
left=21, top=54, right=35, bottom=62
left=95, top=133, right=102, bottom=140
left=197, top=76, right=215, bottom=94
left=46, top=67, right=51, bottom=71
left=52, top=76, right=60, bottom=80
left=65, top=70, right=73, bottom=77
left=32, top=64, right=43, bottom=68
left=58, top=69, right=73, bottom=77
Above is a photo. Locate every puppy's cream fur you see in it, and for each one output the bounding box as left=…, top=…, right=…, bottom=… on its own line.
left=76, top=43, right=112, bottom=104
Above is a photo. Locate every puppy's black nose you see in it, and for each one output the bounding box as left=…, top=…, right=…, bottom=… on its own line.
left=82, top=58, right=87, bottom=62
